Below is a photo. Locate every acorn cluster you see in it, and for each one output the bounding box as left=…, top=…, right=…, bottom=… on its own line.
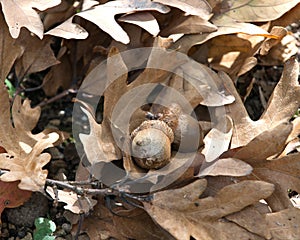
left=130, top=103, right=203, bottom=169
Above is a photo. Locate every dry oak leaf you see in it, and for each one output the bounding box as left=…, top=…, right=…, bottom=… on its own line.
left=160, top=14, right=217, bottom=36
left=154, top=0, right=212, bottom=20
left=230, top=123, right=300, bottom=211
left=76, top=0, right=170, bottom=44
left=144, top=179, right=275, bottom=240
left=172, top=17, right=274, bottom=53
left=266, top=208, right=300, bottom=240
left=14, top=31, right=60, bottom=78
left=82, top=197, right=174, bottom=240
left=118, top=12, right=160, bottom=37
left=226, top=204, right=300, bottom=239
left=46, top=186, right=97, bottom=214
left=0, top=85, right=62, bottom=153
left=0, top=132, right=59, bottom=192
left=78, top=45, right=186, bottom=168
left=214, top=0, right=300, bottom=22
left=0, top=180, right=32, bottom=217
left=45, top=17, right=88, bottom=40
left=0, top=12, right=24, bottom=82
left=0, top=85, right=60, bottom=191
left=0, top=0, right=61, bottom=39
left=221, top=57, right=300, bottom=148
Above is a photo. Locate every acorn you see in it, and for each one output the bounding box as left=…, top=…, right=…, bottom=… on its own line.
left=131, top=120, right=174, bottom=169
left=130, top=103, right=203, bottom=170
left=157, top=103, right=203, bottom=153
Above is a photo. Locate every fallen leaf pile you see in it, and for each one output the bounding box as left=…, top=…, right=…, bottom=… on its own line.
left=0, top=0, right=299, bottom=239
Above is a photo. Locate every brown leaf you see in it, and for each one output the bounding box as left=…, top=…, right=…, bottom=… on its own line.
left=231, top=124, right=300, bottom=210
left=42, top=46, right=73, bottom=96
left=202, top=115, right=233, bottom=162
left=214, top=0, right=300, bottom=22
left=82, top=197, right=174, bottom=240
left=260, top=26, right=288, bottom=55
left=76, top=0, right=170, bottom=44
left=233, top=122, right=293, bottom=162
left=271, top=3, right=300, bottom=27
left=0, top=180, right=32, bottom=216
left=0, top=12, right=24, bottom=83
left=45, top=17, right=89, bottom=39
left=197, top=158, right=253, bottom=177
left=46, top=187, right=97, bottom=214
left=118, top=12, right=160, bottom=37
left=208, top=33, right=264, bottom=77
left=266, top=208, right=300, bottom=239
left=172, top=18, right=274, bottom=53
left=226, top=205, right=272, bottom=239
left=78, top=45, right=186, bottom=170
left=144, top=179, right=274, bottom=240
left=0, top=85, right=60, bottom=191
left=161, top=59, right=235, bottom=108
left=0, top=0, right=61, bottom=39
left=0, top=86, right=59, bottom=154
left=161, top=14, right=217, bottom=36
left=154, top=0, right=212, bottom=20
left=244, top=153, right=300, bottom=211
left=14, top=31, right=60, bottom=78
left=0, top=132, right=58, bottom=191
left=79, top=107, right=122, bottom=165
left=221, top=57, right=300, bottom=147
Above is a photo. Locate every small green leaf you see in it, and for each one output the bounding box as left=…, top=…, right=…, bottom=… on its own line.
left=4, top=79, right=16, bottom=98
left=34, top=217, right=56, bottom=240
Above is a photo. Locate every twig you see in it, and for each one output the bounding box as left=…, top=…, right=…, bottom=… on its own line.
left=36, top=88, right=78, bottom=107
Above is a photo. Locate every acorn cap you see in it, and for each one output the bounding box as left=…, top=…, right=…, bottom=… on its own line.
left=131, top=120, right=174, bottom=143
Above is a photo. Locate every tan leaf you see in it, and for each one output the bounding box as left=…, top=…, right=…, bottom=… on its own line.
left=266, top=208, right=300, bottom=239
left=42, top=46, right=72, bottom=96
left=202, top=115, right=233, bottom=162
left=208, top=33, right=264, bottom=77
left=233, top=122, right=293, bottom=162
left=161, top=14, right=217, bottom=36
left=242, top=153, right=300, bottom=211
left=0, top=180, right=32, bottom=216
left=261, top=34, right=299, bottom=66
left=226, top=205, right=272, bottom=239
left=197, top=158, right=253, bottom=177
left=0, top=0, right=61, bottom=39
left=0, top=86, right=60, bottom=154
left=144, top=179, right=274, bottom=240
left=154, top=0, right=212, bottom=19
left=161, top=60, right=235, bottom=108
left=172, top=18, right=274, bottom=53
left=118, top=12, right=160, bottom=37
left=46, top=186, right=97, bottom=214
left=231, top=124, right=300, bottom=210
left=260, top=26, right=288, bottom=55
left=45, top=17, right=89, bottom=39
left=0, top=85, right=61, bottom=191
left=76, top=0, right=170, bottom=44
left=0, top=13, right=24, bottom=82
left=82, top=198, right=174, bottom=240
left=271, top=3, right=300, bottom=27
left=221, top=57, right=300, bottom=147
left=14, top=31, right=60, bottom=78
left=0, top=132, right=59, bottom=191
left=215, top=0, right=300, bottom=22
left=79, top=107, right=122, bottom=165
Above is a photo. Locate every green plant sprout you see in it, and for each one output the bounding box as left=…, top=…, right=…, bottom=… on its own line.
left=33, top=217, right=56, bottom=240
left=4, top=79, right=16, bottom=98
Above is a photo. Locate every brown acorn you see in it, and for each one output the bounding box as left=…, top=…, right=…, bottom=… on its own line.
left=131, top=120, right=174, bottom=169
left=130, top=104, right=203, bottom=170
left=156, top=103, right=203, bottom=153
